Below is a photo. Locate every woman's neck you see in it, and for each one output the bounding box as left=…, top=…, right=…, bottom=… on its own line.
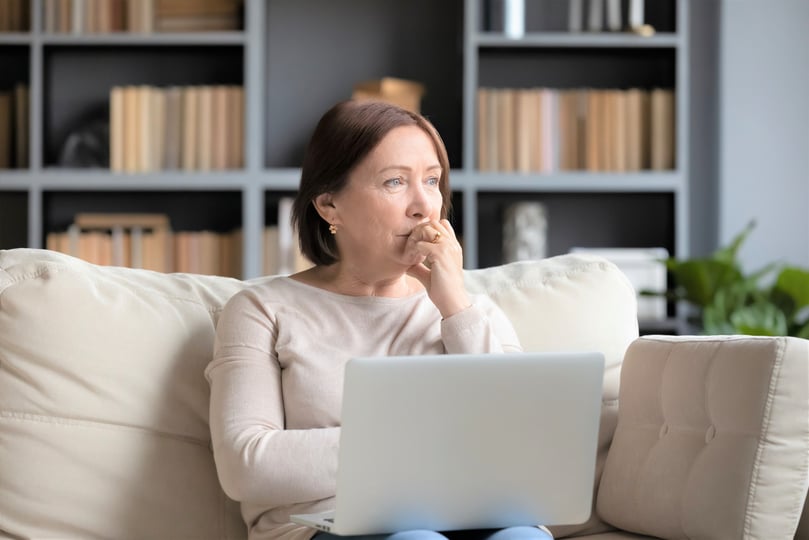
left=293, top=262, right=422, bottom=298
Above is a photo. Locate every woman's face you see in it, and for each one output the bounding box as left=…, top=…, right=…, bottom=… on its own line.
left=324, top=125, right=444, bottom=269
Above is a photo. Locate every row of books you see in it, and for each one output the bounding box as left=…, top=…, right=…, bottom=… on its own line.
left=109, top=84, right=244, bottom=173
left=0, top=0, right=29, bottom=31
left=485, top=0, right=654, bottom=35
left=568, top=0, right=651, bottom=34
left=43, top=208, right=313, bottom=278
left=42, top=0, right=241, bottom=34
left=476, top=87, right=675, bottom=173
left=0, top=84, right=30, bottom=170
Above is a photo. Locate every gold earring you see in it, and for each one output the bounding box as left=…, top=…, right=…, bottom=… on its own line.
left=329, top=223, right=337, bottom=235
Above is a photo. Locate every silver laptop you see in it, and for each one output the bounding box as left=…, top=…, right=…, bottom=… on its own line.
left=291, top=352, right=604, bottom=536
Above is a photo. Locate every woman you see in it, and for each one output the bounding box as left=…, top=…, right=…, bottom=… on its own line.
left=205, top=100, right=552, bottom=540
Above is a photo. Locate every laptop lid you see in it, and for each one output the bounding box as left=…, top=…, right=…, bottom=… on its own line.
left=329, top=352, right=605, bottom=535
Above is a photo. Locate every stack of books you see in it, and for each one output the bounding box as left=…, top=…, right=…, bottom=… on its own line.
left=477, top=87, right=675, bottom=173
left=45, top=213, right=244, bottom=278
left=109, top=84, right=245, bottom=173
left=0, top=0, right=29, bottom=31
left=42, top=0, right=242, bottom=34
left=0, top=84, right=29, bottom=170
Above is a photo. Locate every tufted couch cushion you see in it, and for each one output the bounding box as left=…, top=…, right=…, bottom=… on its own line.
left=0, top=248, right=638, bottom=539
left=597, top=335, right=809, bottom=539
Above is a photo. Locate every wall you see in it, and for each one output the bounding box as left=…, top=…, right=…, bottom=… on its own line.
left=718, top=0, right=809, bottom=271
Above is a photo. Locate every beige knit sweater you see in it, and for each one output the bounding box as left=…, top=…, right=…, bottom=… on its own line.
left=205, top=277, right=522, bottom=540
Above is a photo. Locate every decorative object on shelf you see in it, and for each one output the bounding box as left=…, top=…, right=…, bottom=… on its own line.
left=570, top=246, right=670, bottom=321
left=502, top=201, right=547, bottom=263
left=58, top=119, right=109, bottom=169
left=352, top=78, right=426, bottom=115
left=628, top=0, right=656, bottom=36
left=264, top=197, right=311, bottom=276
left=646, top=221, right=809, bottom=337
left=502, top=0, right=525, bottom=38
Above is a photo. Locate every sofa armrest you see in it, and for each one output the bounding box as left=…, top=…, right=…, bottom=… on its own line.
left=596, top=335, right=809, bottom=539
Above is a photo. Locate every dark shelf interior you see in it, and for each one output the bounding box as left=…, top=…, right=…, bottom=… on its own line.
left=42, top=190, right=243, bottom=238
left=479, top=47, right=676, bottom=89
left=476, top=190, right=675, bottom=268
left=0, top=191, right=28, bottom=250
left=263, top=0, right=464, bottom=169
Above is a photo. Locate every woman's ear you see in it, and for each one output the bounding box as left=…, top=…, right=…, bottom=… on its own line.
left=313, top=193, right=338, bottom=224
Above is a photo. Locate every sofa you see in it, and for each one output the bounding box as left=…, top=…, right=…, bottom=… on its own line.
left=0, top=247, right=807, bottom=540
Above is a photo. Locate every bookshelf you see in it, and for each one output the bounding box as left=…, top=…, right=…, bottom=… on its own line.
left=0, top=0, right=689, bottom=285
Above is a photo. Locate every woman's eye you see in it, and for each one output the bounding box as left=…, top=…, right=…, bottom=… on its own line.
left=384, top=177, right=403, bottom=187
left=426, top=176, right=440, bottom=187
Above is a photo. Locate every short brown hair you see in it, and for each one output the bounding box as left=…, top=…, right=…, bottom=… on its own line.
left=292, top=100, right=452, bottom=266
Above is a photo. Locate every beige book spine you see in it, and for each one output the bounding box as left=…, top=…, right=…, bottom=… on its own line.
left=197, top=86, right=213, bottom=172
left=0, top=92, right=11, bottom=169
left=182, top=86, right=199, bottom=171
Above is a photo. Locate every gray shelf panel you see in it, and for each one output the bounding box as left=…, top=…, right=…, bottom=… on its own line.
left=475, top=32, right=680, bottom=48
left=0, top=34, right=32, bottom=44
left=0, top=172, right=37, bottom=188
left=11, top=170, right=251, bottom=190
left=39, top=32, right=247, bottom=46
left=452, top=170, right=684, bottom=192
left=259, top=169, right=302, bottom=190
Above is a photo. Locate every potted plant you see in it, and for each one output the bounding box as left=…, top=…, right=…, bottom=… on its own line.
left=647, top=221, right=809, bottom=337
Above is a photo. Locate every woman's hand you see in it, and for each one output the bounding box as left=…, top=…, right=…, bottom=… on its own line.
left=405, top=218, right=471, bottom=318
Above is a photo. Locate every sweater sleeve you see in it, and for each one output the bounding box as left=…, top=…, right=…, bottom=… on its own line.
left=204, top=289, right=339, bottom=507
left=440, top=294, right=523, bottom=354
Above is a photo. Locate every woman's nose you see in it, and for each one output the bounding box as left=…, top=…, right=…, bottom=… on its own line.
left=407, top=183, right=434, bottom=219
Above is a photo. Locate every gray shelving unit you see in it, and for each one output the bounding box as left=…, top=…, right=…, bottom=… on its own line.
left=0, top=0, right=689, bottom=280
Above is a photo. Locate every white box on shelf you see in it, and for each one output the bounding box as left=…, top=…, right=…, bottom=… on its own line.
left=570, top=247, right=669, bottom=321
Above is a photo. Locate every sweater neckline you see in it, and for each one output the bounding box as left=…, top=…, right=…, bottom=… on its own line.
left=278, top=275, right=429, bottom=305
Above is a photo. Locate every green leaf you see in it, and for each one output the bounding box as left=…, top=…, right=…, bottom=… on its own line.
left=775, top=267, right=809, bottom=310
left=797, top=320, right=809, bottom=340
left=729, top=304, right=789, bottom=336
left=667, top=259, right=743, bottom=307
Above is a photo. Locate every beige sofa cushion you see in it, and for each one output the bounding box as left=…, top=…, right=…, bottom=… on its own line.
left=0, top=249, right=637, bottom=539
left=597, top=335, right=809, bottom=539
left=0, top=248, right=249, bottom=539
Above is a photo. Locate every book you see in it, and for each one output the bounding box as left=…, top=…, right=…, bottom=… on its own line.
left=13, top=84, right=28, bottom=168
left=587, top=0, right=603, bottom=32
left=476, top=88, right=489, bottom=171
left=110, top=86, right=125, bottom=171
left=182, top=86, right=199, bottom=171
left=212, top=85, right=228, bottom=170
left=226, top=85, right=242, bottom=169
left=496, top=88, right=515, bottom=172
left=514, top=89, right=532, bottom=173
left=568, top=0, right=583, bottom=32
left=650, top=88, right=675, bottom=170
left=0, top=92, right=10, bottom=169
left=624, top=88, right=644, bottom=171
left=197, top=85, right=213, bottom=171
left=606, top=0, right=621, bottom=32
left=163, top=86, right=183, bottom=170
left=123, top=85, right=140, bottom=173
